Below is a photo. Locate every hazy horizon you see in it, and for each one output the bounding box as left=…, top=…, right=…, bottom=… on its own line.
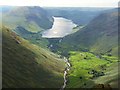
left=0, top=0, right=119, bottom=7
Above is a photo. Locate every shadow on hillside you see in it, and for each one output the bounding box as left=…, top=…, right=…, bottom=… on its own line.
left=2, top=28, right=63, bottom=88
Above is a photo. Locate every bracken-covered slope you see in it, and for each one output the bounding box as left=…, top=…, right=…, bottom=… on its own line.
left=2, top=26, right=65, bottom=88
left=60, top=9, right=118, bottom=56
left=2, top=6, right=53, bottom=32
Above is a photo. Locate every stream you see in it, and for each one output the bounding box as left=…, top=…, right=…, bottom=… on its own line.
left=60, top=57, right=71, bottom=90
left=41, top=17, right=75, bottom=89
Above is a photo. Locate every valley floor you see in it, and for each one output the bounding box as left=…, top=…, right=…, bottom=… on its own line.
left=65, top=51, right=119, bottom=88
left=2, top=26, right=119, bottom=89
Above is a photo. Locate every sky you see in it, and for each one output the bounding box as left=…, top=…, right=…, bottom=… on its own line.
left=0, top=0, right=119, bottom=7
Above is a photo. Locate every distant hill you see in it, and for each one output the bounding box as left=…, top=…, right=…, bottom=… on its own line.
left=2, top=26, right=65, bottom=88
left=2, top=6, right=53, bottom=32
left=59, top=8, right=118, bottom=56
left=1, top=6, right=54, bottom=48
left=0, top=6, right=13, bottom=12
left=44, top=7, right=111, bottom=25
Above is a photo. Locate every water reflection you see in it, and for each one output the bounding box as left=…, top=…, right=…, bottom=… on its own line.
left=42, top=17, right=76, bottom=38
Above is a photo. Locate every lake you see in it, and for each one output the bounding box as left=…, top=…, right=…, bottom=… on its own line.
left=42, top=17, right=76, bottom=38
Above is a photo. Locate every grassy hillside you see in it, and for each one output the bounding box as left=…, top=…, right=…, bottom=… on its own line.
left=14, top=26, right=49, bottom=48
left=66, top=51, right=119, bottom=88
left=2, top=6, right=53, bottom=32
left=59, top=9, right=118, bottom=56
left=94, top=62, right=119, bottom=88
left=1, top=6, right=54, bottom=48
left=2, top=26, right=65, bottom=88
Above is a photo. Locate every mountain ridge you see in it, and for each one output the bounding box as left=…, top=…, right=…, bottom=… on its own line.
left=2, top=6, right=53, bottom=32
left=58, top=8, right=118, bottom=56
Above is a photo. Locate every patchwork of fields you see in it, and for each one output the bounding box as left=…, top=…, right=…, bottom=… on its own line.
left=66, top=51, right=119, bottom=88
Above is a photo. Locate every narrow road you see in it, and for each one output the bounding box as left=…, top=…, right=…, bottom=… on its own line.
left=60, top=57, right=71, bottom=90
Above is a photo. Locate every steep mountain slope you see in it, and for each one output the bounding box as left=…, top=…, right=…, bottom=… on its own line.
left=2, top=26, right=65, bottom=88
left=2, top=6, right=53, bottom=32
left=59, top=9, right=118, bottom=56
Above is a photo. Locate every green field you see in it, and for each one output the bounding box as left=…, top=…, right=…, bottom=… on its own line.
left=66, top=51, right=119, bottom=88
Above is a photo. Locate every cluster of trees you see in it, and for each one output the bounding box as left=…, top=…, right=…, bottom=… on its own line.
left=88, top=70, right=105, bottom=79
